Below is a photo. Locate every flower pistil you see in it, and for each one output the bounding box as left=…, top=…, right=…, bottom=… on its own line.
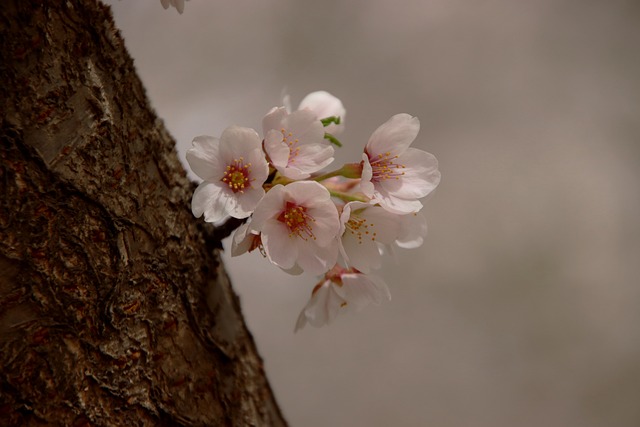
left=278, top=202, right=317, bottom=240
left=221, top=157, right=252, bottom=193
left=345, top=214, right=377, bottom=244
left=368, top=151, right=406, bottom=182
left=280, top=128, right=302, bottom=165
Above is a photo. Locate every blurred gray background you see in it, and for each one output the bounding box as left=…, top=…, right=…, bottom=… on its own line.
left=105, top=1, right=640, bottom=425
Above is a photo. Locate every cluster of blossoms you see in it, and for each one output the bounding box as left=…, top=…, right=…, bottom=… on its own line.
left=186, top=91, right=440, bottom=331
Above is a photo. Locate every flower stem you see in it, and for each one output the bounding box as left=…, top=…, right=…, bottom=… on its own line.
left=312, top=163, right=363, bottom=182
left=329, top=190, right=368, bottom=203
left=270, top=173, right=294, bottom=186
left=311, top=169, right=344, bottom=182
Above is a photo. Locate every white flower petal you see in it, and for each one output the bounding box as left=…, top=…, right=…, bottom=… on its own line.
left=280, top=166, right=311, bottom=180
left=235, top=187, right=265, bottom=218
left=340, top=229, right=381, bottom=273
left=375, top=191, right=424, bottom=214
left=282, top=109, right=325, bottom=143
left=250, top=185, right=286, bottom=232
left=378, top=148, right=440, bottom=199
left=366, top=113, right=419, bottom=158
left=360, top=153, right=375, bottom=197
left=262, top=220, right=298, bottom=270
left=294, top=308, right=309, bottom=332
left=307, top=205, right=340, bottom=248
left=191, top=182, right=229, bottom=223
left=298, top=91, right=345, bottom=120
left=341, top=274, right=391, bottom=311
left=298, top=91, right=346, bottom=134
left=219, top=126, right=262, bottom=161
left=395, top=212, right=428, bottom=249
left=264, top=129, right=291, bottom=171
left=231, top=220, right=254, bottom=257
left=358, top=205, right=401, bottom=244
left=296, top=239, right=338, bottom=276
left=295, top=281, right=345, bottom=331
left=285, top=180, right=331, bottom=207
left=186, top=136, right=222, bottom=181
left=262, top=106, right=288, bottom=135
left=246, top=147, right=270, bottom=186
left=291, top=142, right=334, bottom=173
left=281, top=263, right=304, bottom=276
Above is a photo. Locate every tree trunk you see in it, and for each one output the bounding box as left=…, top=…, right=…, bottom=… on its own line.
left=0, top=1, right=286, bottom=425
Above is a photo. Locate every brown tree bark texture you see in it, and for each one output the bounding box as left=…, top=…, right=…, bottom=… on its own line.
left=0, top=1, right=286, bottom=425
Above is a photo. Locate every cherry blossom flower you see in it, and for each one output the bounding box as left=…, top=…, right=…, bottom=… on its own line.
left=250, top=181, right=340, bottom=275
left=361, top=114, right=441, bottom=214
left=395, top=210, right=428, bottom=249
left=263, top=107, right=334, bottom=180
left=338, top=202, right=429, bottom=272
left=294, top=266, right=391, bottom=331
left=186, top=126, right=269, bottom=224
left=160, top=0, right=189, bottom=14
left=298, top=91, right=346, bottom=135
left=339, top=201, right=401, bottom=273
left=230, top=219, right=262, bottom=257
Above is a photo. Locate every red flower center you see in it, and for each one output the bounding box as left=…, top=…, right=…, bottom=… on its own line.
left=277, top=201, right=316, bottom=240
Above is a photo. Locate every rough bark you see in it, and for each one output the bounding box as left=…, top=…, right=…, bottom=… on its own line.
left=0, top=1, right=286, bottom=425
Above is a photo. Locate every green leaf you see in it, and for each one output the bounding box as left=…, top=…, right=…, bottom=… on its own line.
left=324, top=133, right=343, bottom=147
left=320, top=116, right=341, bottom=127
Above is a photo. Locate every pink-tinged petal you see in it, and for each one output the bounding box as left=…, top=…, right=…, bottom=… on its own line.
left=368, top=274, right=392, bottom=301
left=358, top=205, right=401, bottom=244
left=262, top=220, right=298, bottom=270
left=186, top=136, right=223, bottom=181
left=264, top=129, right=291, bottom=171
left=174, top=0, right=185, bottom=13
left=294, top=309, right=309, bottom=332
left=246, top=148, right=270, bottom=186
left=280, top=166, right=311, bottom=180
left=296, top=285, right=331, bottom=330
left=282, top=109, right=325, bottom=143
left=378, top=148, right=440, bottom=199
left=340, top=229, right=381, bottom=273
left=360, top=153, right=375, bottom=197
left=231, top=221, right=253, bottom=257
left=191, top=182, right=231, bottom=223
left=295, top=281, right=345, bottom=331
left=396, top=211, right=427, bottom=249
left=375, top=191, right=424, bottom=214
left=298, top=91, right=346, bottom=134
left=235, top=187, right=265, bottom=218
left=285, top=181, right=331, bottom=207
left=340, top=274, right=391, bottom=310
left=250, top=184, right=286, bottom=232
left=300, top=239, right=339, bottom=275
left=366, top=113, right=419, bottom=157
left=291, top=142, right=334, bottom=173
left=262, top=106, right=288, bottom=135
left=338, top=202, right=356, bottom=236
left=298, top=91, right=345, bottom=120
left=282, top=92, right=292, bottom=113
left=219, top=126, right=262, bottom=162
left=307, top=204, right=340, bottom=247
left=379, top=195, right=422, bottom=215
left=281, top=263, right=304, bottom=276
